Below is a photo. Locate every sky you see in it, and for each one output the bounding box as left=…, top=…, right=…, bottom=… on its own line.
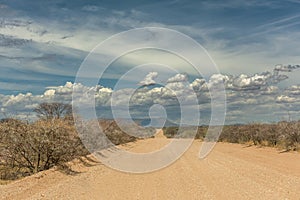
left=0, top=0, right=300, bottom=124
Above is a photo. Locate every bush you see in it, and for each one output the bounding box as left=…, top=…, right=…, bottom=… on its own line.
left=99, top=120, right=137, bottom=145
left=0, top=118, right=87, bottom=180
left=278, top=121, right=300, bottom=151
left=0, top=112, right=138, bottom=181
left=162, top=127, right=179, bottom=138
left=162, top=121, right=300, bottom=151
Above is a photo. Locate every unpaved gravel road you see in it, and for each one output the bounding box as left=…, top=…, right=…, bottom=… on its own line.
left=1, top=131, right=300, bottom=200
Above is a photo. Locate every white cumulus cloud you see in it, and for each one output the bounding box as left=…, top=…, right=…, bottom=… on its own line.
left=139, top=72, right=158, bottom=86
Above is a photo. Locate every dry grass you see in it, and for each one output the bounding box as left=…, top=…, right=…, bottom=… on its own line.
left=163, top=121, right=300, bottom=151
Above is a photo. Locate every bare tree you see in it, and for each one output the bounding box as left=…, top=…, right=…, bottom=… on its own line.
left=34, top=103, right=72, bottom=120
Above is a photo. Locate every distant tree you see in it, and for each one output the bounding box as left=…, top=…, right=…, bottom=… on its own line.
left=34, top=102, right=72, bottom=120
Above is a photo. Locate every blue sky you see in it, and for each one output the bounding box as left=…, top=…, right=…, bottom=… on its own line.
left=0, top=0, right=300, bottom=124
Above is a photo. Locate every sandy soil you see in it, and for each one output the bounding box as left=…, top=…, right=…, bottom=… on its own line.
left=1, top=131, right=300, bottom=200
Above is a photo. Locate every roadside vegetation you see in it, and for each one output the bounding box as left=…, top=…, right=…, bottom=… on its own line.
left=1, top=102, right=299, bottom=182
left=0, top=103, right=136, bottom=181
left=163, top=121, right=300, bottom=152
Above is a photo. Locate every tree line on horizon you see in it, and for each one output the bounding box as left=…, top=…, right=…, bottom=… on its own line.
left=163, top=121, right=300, bottom=151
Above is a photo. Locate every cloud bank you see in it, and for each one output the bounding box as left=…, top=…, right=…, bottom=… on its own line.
left=1, top=65, right=299, bottom=124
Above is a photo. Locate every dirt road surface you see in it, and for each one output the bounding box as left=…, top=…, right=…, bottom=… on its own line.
left=1, top=131, right=300, bottom=200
